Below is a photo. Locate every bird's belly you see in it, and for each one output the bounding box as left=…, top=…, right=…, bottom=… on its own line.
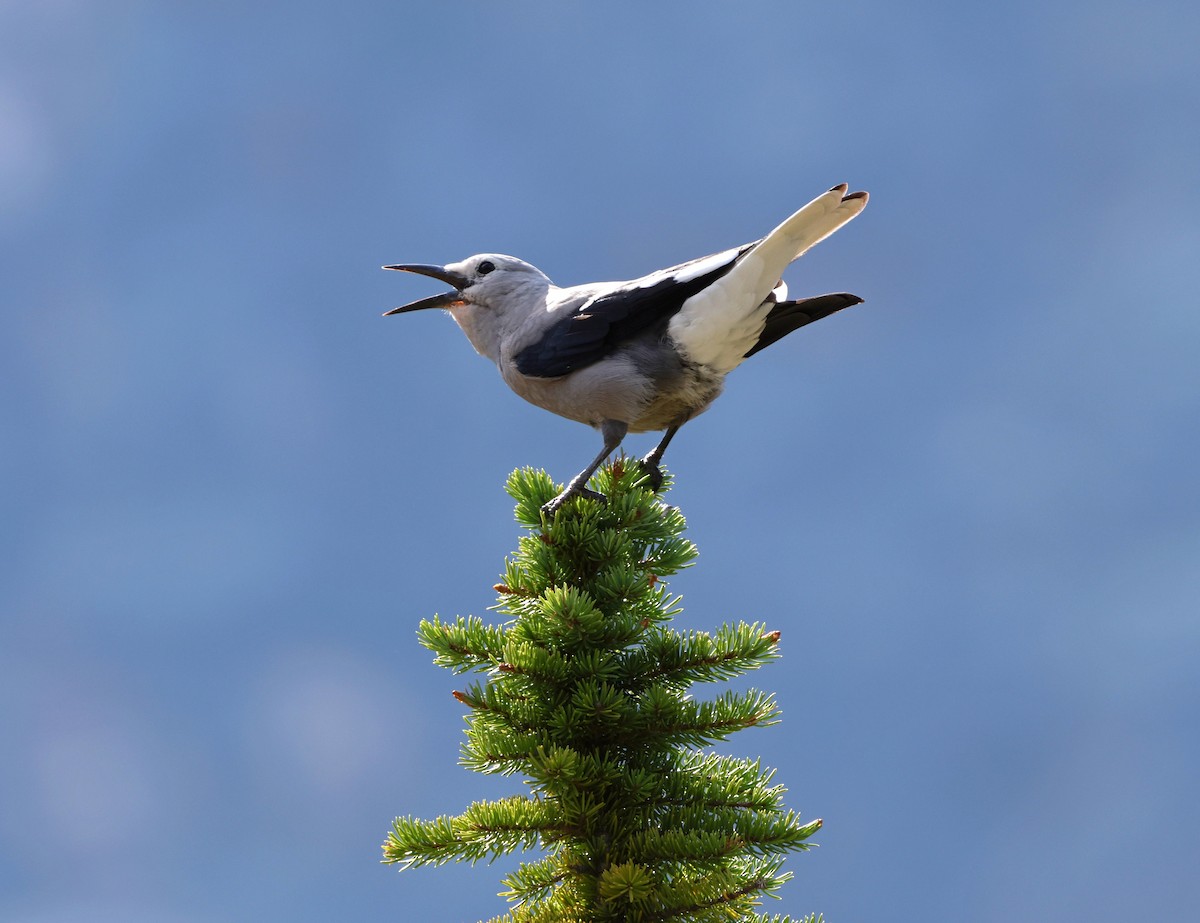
left=627, top=363, right=724, bottom=432
left=501, top=355, right=651, bottom=428
left=501, top=352, right=724, bottom=433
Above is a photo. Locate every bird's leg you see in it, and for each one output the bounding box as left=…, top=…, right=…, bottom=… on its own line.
left=542, top=420, right=629, bottom=516
left=637, top=425, right=681, bottom=493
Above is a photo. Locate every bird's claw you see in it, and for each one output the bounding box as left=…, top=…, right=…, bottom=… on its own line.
left=541, top=486, right=608, bottom=517
left=636, top=458, right=665, bottom=493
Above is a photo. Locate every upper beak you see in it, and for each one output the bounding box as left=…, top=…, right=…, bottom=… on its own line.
left=382, top=264, right=472, bottom=315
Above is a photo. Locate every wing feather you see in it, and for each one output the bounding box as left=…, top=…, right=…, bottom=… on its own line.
left=513, top=245, right=752, bottom=378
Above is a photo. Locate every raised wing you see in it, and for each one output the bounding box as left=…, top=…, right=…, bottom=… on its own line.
left=668, top=185, right=867, bottom=372
left=513, top=243, right=754, bottom=379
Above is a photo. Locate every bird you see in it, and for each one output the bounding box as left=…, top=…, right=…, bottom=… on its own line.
left=383, top=183, right=868, bottom=516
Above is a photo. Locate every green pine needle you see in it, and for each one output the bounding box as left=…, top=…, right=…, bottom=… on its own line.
left=384, top=459, right=822, bottom=921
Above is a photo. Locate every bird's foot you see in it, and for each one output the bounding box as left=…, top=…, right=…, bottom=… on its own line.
left=541, top=486, right=607, bottom=517
left=636, top=457, right=665, bottom=493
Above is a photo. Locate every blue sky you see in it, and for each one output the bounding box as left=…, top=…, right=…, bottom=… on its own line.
left=3, top=2, right=1199, bottom=921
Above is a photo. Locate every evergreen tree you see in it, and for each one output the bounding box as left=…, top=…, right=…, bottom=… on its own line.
left=384, top=460, right=822, bottom=923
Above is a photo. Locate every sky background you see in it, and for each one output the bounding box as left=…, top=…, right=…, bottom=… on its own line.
left=3, top=2, right=1199, bottom=921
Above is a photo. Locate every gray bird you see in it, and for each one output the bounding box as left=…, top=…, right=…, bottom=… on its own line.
left=384, top=183, right=868, bottom=515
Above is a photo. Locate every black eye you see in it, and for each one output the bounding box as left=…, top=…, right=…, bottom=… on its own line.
left=477, top=260, right=495, bottom=275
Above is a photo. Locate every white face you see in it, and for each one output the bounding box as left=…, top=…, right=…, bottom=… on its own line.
left=443, top=254, right=549, bottom=308
left=434, top=254, right=552, bottom=362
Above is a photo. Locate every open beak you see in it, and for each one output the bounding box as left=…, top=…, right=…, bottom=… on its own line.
left=382, top=264, right=472, bottom=315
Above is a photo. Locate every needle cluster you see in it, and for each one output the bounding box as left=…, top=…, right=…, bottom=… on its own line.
left=384, top=461, right=822, bottom=923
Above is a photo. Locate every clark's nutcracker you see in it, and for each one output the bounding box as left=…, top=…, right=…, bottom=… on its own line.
left=384, top=183, right=868, bottom=515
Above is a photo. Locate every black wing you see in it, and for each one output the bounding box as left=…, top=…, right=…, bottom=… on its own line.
left=514, top=244, right=755, bottom=379
left=744, top=293, right=862, bottom=358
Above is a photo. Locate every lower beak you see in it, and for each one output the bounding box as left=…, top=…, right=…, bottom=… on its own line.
left=382, top=263, right=471, bottom=316
left=382, top=291, right=465, bottom=315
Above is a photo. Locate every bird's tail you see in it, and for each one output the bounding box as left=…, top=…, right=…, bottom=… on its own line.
left=667, top=184, right=869, bottom=373
left=744, top=292, right=863, bottom=358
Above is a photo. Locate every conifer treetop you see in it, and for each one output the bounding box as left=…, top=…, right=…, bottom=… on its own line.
left=384, top=460, right=822, bottom=923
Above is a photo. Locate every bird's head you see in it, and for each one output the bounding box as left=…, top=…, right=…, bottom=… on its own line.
left=383, top=254, right=550, bottom=315
left=383, top=254, right=552, bottom=362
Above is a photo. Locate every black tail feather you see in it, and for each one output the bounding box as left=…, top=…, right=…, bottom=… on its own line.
left=744, top=292, right=863, bottom=358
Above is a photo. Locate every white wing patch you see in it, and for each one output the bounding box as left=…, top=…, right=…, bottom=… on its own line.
left=630, top=245, right=744, bottom=290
